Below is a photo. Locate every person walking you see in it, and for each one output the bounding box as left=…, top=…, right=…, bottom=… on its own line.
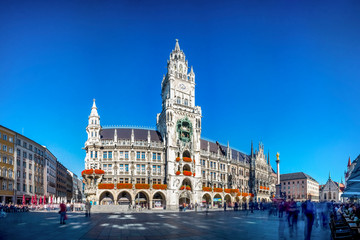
left=195, top=202, right=198, bottom=212
left=59, top=201, right=66, bottom=224
left=224, top=202, right=227, bottom=212
left=303, top=196, right=316, bottom=240
left=250, top=200, right=254, bottom=213
left=85, top=200, right=91, bottom=217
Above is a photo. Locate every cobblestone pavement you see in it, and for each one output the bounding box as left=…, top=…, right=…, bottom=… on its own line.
left=0, top=210, right=331, bottom=240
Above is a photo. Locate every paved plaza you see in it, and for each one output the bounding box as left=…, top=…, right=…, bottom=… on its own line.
left=0, top=210, right=331, bottom=240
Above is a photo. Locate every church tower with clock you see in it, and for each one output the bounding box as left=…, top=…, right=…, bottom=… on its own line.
left=157, top=40, right=203, bottom=209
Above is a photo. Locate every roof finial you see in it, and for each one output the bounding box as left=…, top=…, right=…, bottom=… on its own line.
left=174, top=39, right=180, bottom=51
left=329, top=171, right=331, bottom=180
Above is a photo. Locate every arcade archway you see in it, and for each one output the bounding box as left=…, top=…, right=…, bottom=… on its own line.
left=135, top=191, right=149, bottom=209
left=99, top=191, right=114, bottom=205
left=152, top=192, right=166, bottom=209
left=117, top=191, right=132, bottom=206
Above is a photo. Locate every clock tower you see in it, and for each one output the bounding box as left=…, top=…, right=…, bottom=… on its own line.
left=157, top=39, right=202, bottom=209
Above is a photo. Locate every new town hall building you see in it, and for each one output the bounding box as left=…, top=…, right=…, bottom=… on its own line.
left=83, top=40, right=277, bottom=210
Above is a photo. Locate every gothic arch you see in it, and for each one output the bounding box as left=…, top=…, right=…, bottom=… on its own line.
left=181, top=177, right=193, bottom=190
left=183, top=164, right=191, bottom=172
left=183, top=150, right=191, bottom=158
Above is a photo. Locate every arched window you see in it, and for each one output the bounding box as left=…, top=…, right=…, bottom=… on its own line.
left=324, top=193, right=327, bottom=200
left=328, top=192, right=331, bottom=199
left=333, top=192, right=336, bottom=199
left=3, top=168, right=7, bottom=177
left=183, top=164, right=191, bottom=172
left=91, top=132, right=93, bottom=137
left=184, top=99, right=188, bottom=106
left=9, top=169, right=13, bottom=178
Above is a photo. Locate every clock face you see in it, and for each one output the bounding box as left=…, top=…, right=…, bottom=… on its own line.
left=179, top=83, right=186, bottom=90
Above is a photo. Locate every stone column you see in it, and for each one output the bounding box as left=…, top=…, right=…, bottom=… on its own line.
left=276, top=152, right=280, bottom=185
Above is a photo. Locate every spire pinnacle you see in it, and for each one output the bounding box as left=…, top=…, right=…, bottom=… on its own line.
left=348, top=156, right=351, bottom=167
left=90, top=99, right=99, bottom=117
left=268, top=150, right=270, bottom=165
left=174, top=39, right=180, bottom=51
left=329, top=171, right=331, bottom=180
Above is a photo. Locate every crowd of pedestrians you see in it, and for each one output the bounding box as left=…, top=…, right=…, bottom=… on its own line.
left=0, top=203, right=29, bottom=212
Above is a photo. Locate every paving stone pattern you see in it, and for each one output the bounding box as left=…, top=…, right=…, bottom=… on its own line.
left=0, top=210, right=331, bottom=240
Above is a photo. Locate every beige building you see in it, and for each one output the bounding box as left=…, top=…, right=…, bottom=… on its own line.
left=14, top=133, right=46, bottom=204
left=0, top=126, right=15, bottom=204
left=280, top=172, right=319, bottom=202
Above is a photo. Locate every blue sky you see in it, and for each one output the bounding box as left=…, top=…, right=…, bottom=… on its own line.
left=1, top=0, right=359, bottom=184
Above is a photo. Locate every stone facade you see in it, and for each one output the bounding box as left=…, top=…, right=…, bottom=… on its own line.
left=83, top=40, right=276, bottom=209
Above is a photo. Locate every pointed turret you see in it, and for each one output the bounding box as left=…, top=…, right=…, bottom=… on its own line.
left=114, top=129, right=118, bottom=143
left=90, top=99, right=99, bottom=117
left=86, top=99, right=101, bottom=142
left=251, top=141, right=254, bottom=158
left=348, top=157, right=351, bottom=167
left=227, top=141, right=231, bottom=159
left=189, top=66, right=195, bottom=82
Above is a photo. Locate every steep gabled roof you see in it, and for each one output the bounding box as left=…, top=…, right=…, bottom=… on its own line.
left=100, top=128, right=162, bottom=142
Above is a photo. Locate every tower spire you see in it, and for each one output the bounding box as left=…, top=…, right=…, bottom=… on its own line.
left=268, top=150, right=270, bottom=165
left=348, top=156, right=351, bottom=167
left=251, top=140, right=254, bottom=158
left=329, top=171, right=331, bottom=180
